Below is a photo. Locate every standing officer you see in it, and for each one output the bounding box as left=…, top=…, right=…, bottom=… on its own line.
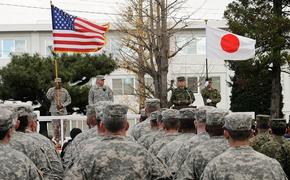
left=201, top=78, right=221, bottom=107
left=46, top=78, right=71, bottom=145
left=169, top=76, right=195, bottom=110
left=88, top=75, right=114, bottom=105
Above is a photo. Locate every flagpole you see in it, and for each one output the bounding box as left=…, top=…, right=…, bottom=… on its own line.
left=205, top=19, right=209, bottom=80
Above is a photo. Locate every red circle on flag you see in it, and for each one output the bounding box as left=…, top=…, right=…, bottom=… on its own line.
left=220, top=34, right=240, bottom=53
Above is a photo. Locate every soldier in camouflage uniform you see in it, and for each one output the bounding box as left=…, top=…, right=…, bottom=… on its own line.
left=168, top=107, right=212, bottom=176
left=64, top=104, right=172, bottom=179
left=176, top=108, right=229, bottom=180
left=170, top=76, right=195, bottom=110
left=250, top=114, right=272, bottom=152
left=129, top=99, right=161, bottom=141
left=137, top=110, right=165, bottom=149
left=23, top=112, right=64, bottom=179
left=201, top=78, right=221, bottom=107
left=149, top=109, right=181, bottom=156
left=63, top=101, right=111, bottom=169
left=260, top=118, right=290, bottom=177
left=0, top=108, right=43, bottom=180
left=157, top=108, right=196, bottom=174
left=46, top=78, right=71, bottom=144
left=88, top=75, right=114, bottom=105
left=201, top=113, right=287, bottom=180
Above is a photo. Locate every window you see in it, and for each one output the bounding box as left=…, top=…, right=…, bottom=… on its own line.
left=211, top=77, right=221, bottom=92
left=175, top=35, right=206, bottom=55
left=112, top=78, right=135, bottom=95
left=187, top=77, right=198, bottom=93
left=0, top=40, right=26, bottom=58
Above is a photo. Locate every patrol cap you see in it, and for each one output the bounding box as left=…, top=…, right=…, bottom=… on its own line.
left=196, top=109, right=206, bottom=123
left=103, top=104, right=128, bottom=121
left=54, top=78, right=62, bottom=82
left=177, top=76, right=186, bottom=81
left=86, top=105, right=96, bottom=117
left=15, top=105, right=33, bottom=117
left=145, top=99, right=160, bottom=109
left=95, top=101, right=113, bottom=119
left=0, top=108, right=14, bottom=131
left=224, top=113, right=252, bottom=131
left=161, top=109, right=180, bottom=122
left=256, top=114, right=270, bottom=126
left=150, top=111, right=161, bottom=121
left=270, top=118, right=287, bottom=129
left=206, top=108, right=229, bottom=126
left=96, top=75, right=105, bottom=80
left=179, top=108, right=196, bottom=120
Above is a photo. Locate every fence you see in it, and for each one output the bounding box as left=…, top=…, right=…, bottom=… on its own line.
left=38, top=114, right=140, bottom=145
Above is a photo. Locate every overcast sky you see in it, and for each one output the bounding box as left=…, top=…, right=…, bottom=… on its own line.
left=0, top=0, right=234, bottom=24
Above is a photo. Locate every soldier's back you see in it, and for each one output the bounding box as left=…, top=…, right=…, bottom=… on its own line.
left=138, top=130, right=165, bottom=149
left=0, top=144, right=43, bottom=180
left=201, top=146, right=288, bottom=180
left=250, top=132, right=272, bottom=152
left=149, top=133, right=180, bottom=156
left=64, top=135, right=171, bottom=180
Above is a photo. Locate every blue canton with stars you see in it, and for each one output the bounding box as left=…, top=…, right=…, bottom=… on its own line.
left=51, top=5, right=77, bottom=30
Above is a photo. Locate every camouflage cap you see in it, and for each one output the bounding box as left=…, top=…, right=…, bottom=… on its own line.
left=256, top=114, right=270, bottom=126
left=224, top=113, right=252, bottom=131
left=103, top=104, right=128, bottom=121
left=271, top=118, right=286, bottom=129
left=150, top=111, right=161, bottom=121
left=0, top=108, right=14, bottom=131
left=198, top=106, right=216, bottom=112
left=86, top=105, right=96, bottom=117
left=96, top=75, right=105, bottom=80
left=177, top=76, right=185, bottom=81
left=145, top=99, right=160, bottom=109
left=196, top=109, right=206, bottom=123
left=54, top=78, right=62, bottom=82
left=161, top=109, right=180, bottom=122
left=15, top=105, right=33, bottom=117
left=179, top=108, right=196, bottom=120
left=95, top=101, right=113, bottom=119
left=206, top=108, right=229, bottom=126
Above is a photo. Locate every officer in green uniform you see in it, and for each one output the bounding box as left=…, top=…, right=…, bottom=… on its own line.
left=169, top=76, right=195, bottom=110
left=201, top=78, right=221, bottom=107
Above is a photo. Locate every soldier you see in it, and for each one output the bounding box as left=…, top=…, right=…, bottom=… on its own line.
left=46, top=78, right=71, bottom=145
left=0, top=108, right=43, bottom=180
left=201, top=113, right=287, bottom=180
left=166, top=107, right=212, bottom=175
left=157, top=108, right=196, bottom=174
left=201, top=78, right=221, bottom=107
left=88, top=75, right=114, bottom=105
left=129, top=98, right=161, bottom=141
left=250, top=114, right=272, bottom=152
left=170, top=76, right=195, bottom=110
left=149, top=109, right=181, bottom=156
left=176, top=108, right=229, bottom=180
left=64, top=104, right=172, bottom=179
left=137, top=110, right=165, bottom=149
left=260, top=118, right=290, bottom=177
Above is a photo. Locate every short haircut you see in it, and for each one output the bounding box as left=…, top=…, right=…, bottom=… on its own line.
left=103, top=117, right=126, bottom=133
left=206, top=124, right=224, bottom=136
left=179, top=118, right=195, bottom=131
left=226, top=129, right=252, bottom=141
left=17, top=115, right=29, bottom=132
left=257, top=123, right=269, bottom=129
left=70, top=128, right=82, bottom=139
left=163, top=118, right=180, bottom=130
left=0, top=129, right=10, bottom=140
left=271, top=127, right=286, bottom=136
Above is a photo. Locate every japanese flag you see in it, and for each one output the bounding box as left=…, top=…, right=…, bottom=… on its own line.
left=206, top=26, right=256, bottom=61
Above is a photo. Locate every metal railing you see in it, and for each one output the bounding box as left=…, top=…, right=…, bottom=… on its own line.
left=38, top=114, right=140, bottom=145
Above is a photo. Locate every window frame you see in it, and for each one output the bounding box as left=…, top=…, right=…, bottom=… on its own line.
left=0, top=39, right=27, bottom=58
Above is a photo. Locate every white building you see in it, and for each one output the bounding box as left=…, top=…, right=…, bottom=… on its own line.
left=0, top=21, right=290, bottom=120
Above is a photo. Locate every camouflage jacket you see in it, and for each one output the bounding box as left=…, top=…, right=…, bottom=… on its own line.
left=88, top=85, right=114, bottom=105
left=9, top=131, right=54, bottom=179
left=176, top=136, right=229, bottom=180
left=170, top=87, right=195, bottom=107
left=250, top=132, right=273, bottom=152
left=137, top=130, right=165, bottom=149
left=0, top=143, right=43, bottom=180
left=169, top=132, right=210, bottom=175
left=149, top=133, right=181, bottom=156
left=201, top=146, right=288, bottom=180
left=260, top=136, right=290, bottom=177
left=46, top=87, right=71, bottom=114
left=201, top=88, right=221, bottom=107
left=129, top=118, right=151, bottom=141
left=64, top=135, right=172, bottom=180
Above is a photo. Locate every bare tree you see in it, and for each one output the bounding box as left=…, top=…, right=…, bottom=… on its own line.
left=117, top=0, right=195, bottom=108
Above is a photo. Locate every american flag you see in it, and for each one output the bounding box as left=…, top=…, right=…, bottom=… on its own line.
left=51, top=5, right=109, bottom=53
